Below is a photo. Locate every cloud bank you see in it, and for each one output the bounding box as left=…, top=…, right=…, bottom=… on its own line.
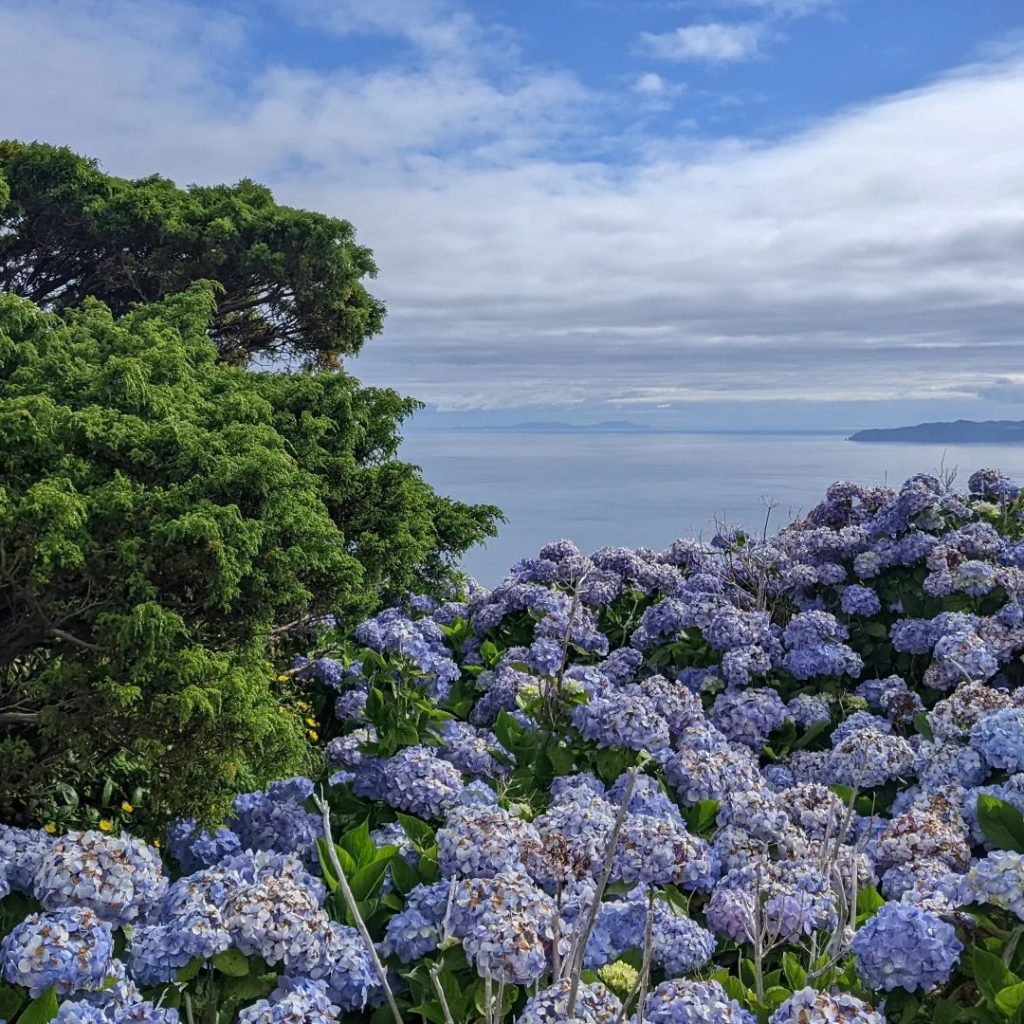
left=0, top=0, right=1022, bottom=413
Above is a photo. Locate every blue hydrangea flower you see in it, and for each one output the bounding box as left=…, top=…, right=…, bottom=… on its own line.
left=841, top=585, right=882, bottom=616
left=711, top=689, right=788, bottom=749
left=167, top=820, right=241, bottom=874
left=129, top=907, right=231, bottom=984
left=381, top=881, right=452, bottom=963
left=643, top=979, right=757, bottom=1024
left=33, top=831, right=167, bottom=925
left=517, top=979, right=621, bottom=1024
left=237, top=977, right=340, bottom=1023
left=769, top=988, right=884, bottom=1024
left=651, top=908, right=717, bottom=975
left=971, top=708, right=1024, bottom=772
left=437, top=804, right=538, bottom=878
left=969, top=851, right=1024, bottom=920
left=231, top=780, right=320, bottom=867
left=1, top=907, right=114, bottom=997
left=0, top=825, right=52, bottom=893
left=852, top=902, right=963, bottom=992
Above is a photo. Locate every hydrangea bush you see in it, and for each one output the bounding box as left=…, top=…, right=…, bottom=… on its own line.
left=3, top=468, right=1024, bottom=1024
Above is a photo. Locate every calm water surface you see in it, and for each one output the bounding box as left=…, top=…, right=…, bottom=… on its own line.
left=399, top=430, right=1024, bottom=585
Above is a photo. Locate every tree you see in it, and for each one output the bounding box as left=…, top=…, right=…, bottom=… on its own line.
left=0, top=141, right=385, bottom=368
left=0, top=285, right=501, bottom=826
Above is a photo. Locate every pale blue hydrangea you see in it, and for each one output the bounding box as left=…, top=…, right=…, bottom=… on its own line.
left=0, top=825, right=51, bottom=893
left=1, top=907, right=114, bottom=997
left=969, top=851, right=1024, bottom=920
left=222, top=874, right=331, bottom=973
left=231, top=778, right=320, bottom=866
left=237, top=977, right=339, bottom=1024
left=971, top=708, right=1024, bottom=772
left=831, top=711, right=892, bottom=747
left=711, top=688, right=788, bottom=749
left=517, top=979, right=621, bottom=1024
left=437, top=804, right=538, bottom=878
left=769, top=988, right=885, bottom=1024
left=651, top=908, right=717, bottom=975
left=438, top=719, right=509, bottom=779
left=33, top=831, right=167, bottom=925
left=825, top=729, right=916, bottom=789
left=381, top=881, right=451, bottom=963
left=614, top=814, right=719, bottom=891
left=167, top=820, right=241, bottom=874
left=852, top=903, right=963, bottom=993
left=787, top=694, right=831, bottom=728
left=660, top=743, right=762, bottom=805
left=642, top=979, right=757, bottom=1024
left=355, top=746, right=465, bottom=819
left=128, top=907, right=231, bottom=984
left=573, top=686, right=671, bottom=751
left=448, top=871, right=558, bottom=984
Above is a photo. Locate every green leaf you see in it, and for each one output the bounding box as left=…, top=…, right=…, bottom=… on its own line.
left=763, top=986, right=792, bottom=1010
left=339, top=819, right=376, bottom=866
left=350, top=852, right=395, bottom=903
left=212, top=948, right=250, bottom=977
left=792, top=719, right=831, bottom=751
left=829, top=784, right=854, bottom=804
left=914, top=712, right=935, bottom=742
left=782, top=952, right=807, bottom=991
left=0, top=983, right=25, bottom=1022
left=932, top=998, right=961, bottom=1024
left=856, top=886, right=886, bottom=918
left=977, top=796, right=1024, bottom=853
left=973, top=945, right=1020, bottom=1006
left=996, top=983, right=1024, bottom=1016
left=396, top=813, right=435, bottom=849
left=316, top=837, right=340, bottom=893
left=389, top=853, right=419, bottom=894
left=175, top=956, right=205, bottom=982
left=684, top=799, right=720, bottom=836
left=18, top=987, right=59, bottom=1024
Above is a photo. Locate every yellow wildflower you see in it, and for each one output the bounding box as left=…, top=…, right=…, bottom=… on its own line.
left=121, top=801, right=134, bottom=814
left=276, top=673, right=290, bottom=683
left=307, top=729, right=319, bottom=742
left=99, top=819, right=113, bottom=832
left=44, top=822, right=57, bottom=834
left=305, top=717, right=317, bottom=727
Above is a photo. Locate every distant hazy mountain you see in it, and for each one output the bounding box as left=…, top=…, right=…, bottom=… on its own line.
left=849, top=419, right=1024, bottom=444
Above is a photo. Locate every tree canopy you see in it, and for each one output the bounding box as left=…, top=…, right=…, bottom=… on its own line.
left=0, top=141, right=385, bottom=368
left=0, top=285, right=501, bottom=825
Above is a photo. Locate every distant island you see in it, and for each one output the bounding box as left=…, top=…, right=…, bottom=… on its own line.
left=849, top=419, right=1024, bottom=444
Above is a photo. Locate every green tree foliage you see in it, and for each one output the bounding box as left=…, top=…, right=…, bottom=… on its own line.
left=0, top=285, right=501, bottom=825
left=0, top=140, right=385, bottom=368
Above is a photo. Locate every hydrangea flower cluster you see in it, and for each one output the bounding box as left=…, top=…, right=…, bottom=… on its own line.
left=4, top=468, right=1024, bottom=1023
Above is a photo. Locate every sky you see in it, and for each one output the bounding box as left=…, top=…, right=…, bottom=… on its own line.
left=2, top=0, right=1024, bottom=429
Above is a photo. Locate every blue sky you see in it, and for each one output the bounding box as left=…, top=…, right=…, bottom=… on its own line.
left=1, top=0, right=1024, bottom=428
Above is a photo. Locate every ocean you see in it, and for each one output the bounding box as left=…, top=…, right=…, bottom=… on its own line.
left=398, top=429, right=1024, bottom=586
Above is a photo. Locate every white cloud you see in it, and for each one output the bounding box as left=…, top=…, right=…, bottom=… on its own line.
left=1, top=1, right=1023, bottom=412
left=640, top=22, right=763, bottom=62
left=634, top=71, right=671, bottom=94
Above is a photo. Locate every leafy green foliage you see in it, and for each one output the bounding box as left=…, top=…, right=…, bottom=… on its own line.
left=0, top=286, right=500, bottom=826
left=977, top=796, right=1024, bottom=853
left=0, top=140, right=385, bottom=368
